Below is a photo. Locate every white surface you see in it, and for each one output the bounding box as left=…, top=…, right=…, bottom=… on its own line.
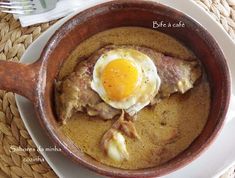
left=18, top=0, right=100, bottom=27
left=15, top=0, right=235, bottom=178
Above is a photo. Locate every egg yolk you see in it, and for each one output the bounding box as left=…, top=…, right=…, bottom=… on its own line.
left=101, top=59, right=139, bottom=101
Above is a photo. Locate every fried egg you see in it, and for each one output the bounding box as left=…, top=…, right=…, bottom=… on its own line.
left=91, top=48, right=161, bottom=116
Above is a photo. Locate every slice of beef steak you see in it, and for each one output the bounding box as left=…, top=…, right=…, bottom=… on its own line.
left=56, top=45, right=201, bottom=124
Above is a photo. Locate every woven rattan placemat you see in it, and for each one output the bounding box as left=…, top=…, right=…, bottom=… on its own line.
left=0, top=1, right=234, bottom=178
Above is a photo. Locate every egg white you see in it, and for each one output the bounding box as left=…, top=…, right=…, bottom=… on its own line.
left=91, top=48, right=161, bottom=116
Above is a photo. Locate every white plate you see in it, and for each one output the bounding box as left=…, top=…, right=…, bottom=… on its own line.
left=15, top=0, right=235, bottom=178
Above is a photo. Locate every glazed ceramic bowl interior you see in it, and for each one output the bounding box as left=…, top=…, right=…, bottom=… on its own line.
left=34, top=0, right=230, bottom=177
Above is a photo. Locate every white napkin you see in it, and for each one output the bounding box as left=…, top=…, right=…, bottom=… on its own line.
left=18, top=0, right=100, bottom=27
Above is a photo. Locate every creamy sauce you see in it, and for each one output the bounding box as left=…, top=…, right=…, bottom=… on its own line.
left=59, top=27, right=211, bottom=169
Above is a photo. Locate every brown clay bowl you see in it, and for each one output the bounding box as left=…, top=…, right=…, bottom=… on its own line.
left=0, top=0, right=231, bottom=177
